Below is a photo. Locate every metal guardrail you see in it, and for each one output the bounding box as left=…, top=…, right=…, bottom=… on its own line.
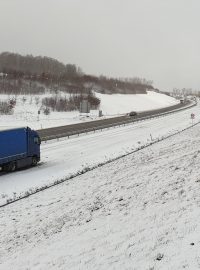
left=40, top=102, right=197, bottom=142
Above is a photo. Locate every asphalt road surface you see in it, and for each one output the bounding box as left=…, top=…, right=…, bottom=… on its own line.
left=37, top=101, right=193, bottom=141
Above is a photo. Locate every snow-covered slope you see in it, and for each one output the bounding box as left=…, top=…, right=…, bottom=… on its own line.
left=96, top=91, right=179, bottom=115
left=1, top=110, right=200, bottom=270
left=0, top=91, right=178, bottom=130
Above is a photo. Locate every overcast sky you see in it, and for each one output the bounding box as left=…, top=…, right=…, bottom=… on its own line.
left=0, top=0, right=200, bottom=91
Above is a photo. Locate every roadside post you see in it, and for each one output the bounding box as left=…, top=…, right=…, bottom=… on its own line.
left=99, top=110, right=103, bottom=117
left=191, top=113, right=195, bottom=125
left=38, top=110, right=40, bottom=121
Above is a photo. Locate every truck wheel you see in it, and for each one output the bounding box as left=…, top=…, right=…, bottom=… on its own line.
left=32, top=157, right=38, bottom=166
left=6, top=162, right=16, bottom=172
left=10, top=162, right=16, bottom=172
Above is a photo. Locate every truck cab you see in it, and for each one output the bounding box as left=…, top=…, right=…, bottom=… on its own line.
left=28, top=128, right=41, bottom=165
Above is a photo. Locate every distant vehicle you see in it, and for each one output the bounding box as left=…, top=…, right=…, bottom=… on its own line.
left=0, top=127, right=41, bottom=172
left=128, top=111, right=137, bottom=117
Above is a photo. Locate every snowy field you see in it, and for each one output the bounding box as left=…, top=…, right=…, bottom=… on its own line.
left=0, top=91, right=179, bottom=130
left=95, top=91, right=179, bottom=115
left=1, top=105, right=200, bottom=269
left=0, top=103, right=198, bottom=206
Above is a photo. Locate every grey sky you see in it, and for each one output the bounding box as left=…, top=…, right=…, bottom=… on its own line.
left=0, top=0, right=200, bottom=91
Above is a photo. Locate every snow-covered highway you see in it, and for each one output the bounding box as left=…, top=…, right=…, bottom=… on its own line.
left=0, top=103, right=199, bottom=206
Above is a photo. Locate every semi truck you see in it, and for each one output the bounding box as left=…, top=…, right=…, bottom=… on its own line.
left=0, top=127, right=41, bottom=172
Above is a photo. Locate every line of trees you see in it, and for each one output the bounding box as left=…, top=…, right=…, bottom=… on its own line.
left=0, top=77, right=45, bottom=94
left=0, top=52, right=154, bottom=95
left=42, top=92, right=100, bottom=112
left=0, top=52, right=82, bottom=79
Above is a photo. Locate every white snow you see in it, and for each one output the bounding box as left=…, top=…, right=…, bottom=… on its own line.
left=1, top=105, right=200, bottom=269
left=0, top=91, right=179, bottom=130
left=96, top=91, right=179, bottom=115
left=0, top=92, right=197, bottom=270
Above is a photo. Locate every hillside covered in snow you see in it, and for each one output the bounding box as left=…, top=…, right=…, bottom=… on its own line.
left=0, top=91, right=179, bottom=130
left=0, top=52, right=179, bottom=130
left=1, top=108, right=200, bottom=270
left=96, top=91, right=179, bottom=115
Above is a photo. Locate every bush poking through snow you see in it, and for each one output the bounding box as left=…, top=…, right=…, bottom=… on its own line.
left=155, top=253, right=164, bottom=261
left=0, top=101, right=14, bottom=115
left=43, top=107, right=50, bottom=115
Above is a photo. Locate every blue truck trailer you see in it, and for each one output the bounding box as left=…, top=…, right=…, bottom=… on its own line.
left=0, top=127, right=41, bottom=172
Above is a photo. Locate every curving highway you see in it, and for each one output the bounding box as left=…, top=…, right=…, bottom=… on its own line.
left=37, top=101, right=194, bottom=141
